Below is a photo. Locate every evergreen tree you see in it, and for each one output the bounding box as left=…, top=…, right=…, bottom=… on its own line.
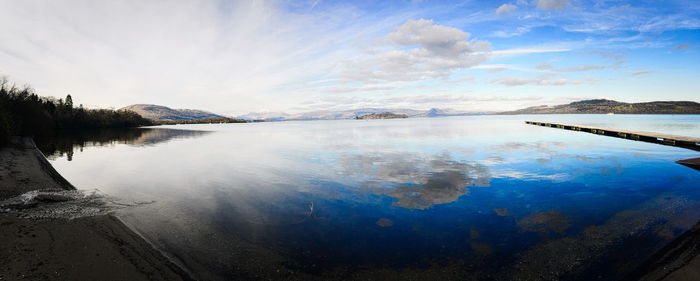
left=65, top=94, right=73, bottom=109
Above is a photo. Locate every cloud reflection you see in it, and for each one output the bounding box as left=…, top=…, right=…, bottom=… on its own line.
left=339, top=152, right=491, bottom=209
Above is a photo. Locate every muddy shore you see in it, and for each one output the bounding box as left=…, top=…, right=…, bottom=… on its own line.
left=0, top=137, right=192, bottom=281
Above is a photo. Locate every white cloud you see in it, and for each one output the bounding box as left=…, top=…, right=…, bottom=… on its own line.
left=493, top=170, right=569, bottom=181
left=389, top=19, right=481, bottom=57
left=474, top=64, right=533, bottom=72
left=535, top=0, right=569, bottom=10
left=295, top=93, right=547, bottom=112
left=631, top=70, right=655, bottom=75
left=496, top=4, right=517, bottom=15
left=492, top=26, right=532, bottom=38
left=557, top=64, right=615, bottom=72
left=323, top=85, right=397, bottom=94
left=0, top=0, right=410, bottom=114
left=3, top=0, right=693, bottom=114
left=337, top=19, right=491, bottom=85
left=674, top=44, right=690, bottom=50
left=493, top=77, right=590, bottom=86
left=559, top=5, right=700, bottom=35
left=491, top=48, right=570, bottom=55
left=536, top=62, right=553, bottom=70
left=637, top=15, right=700, bottom=33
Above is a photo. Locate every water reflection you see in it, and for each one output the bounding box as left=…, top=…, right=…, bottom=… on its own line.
left=41, top=116, right=700, bottom=281
left=339, top=153, right=490, bottom=209
left=36, top=127, right=211, bottom=160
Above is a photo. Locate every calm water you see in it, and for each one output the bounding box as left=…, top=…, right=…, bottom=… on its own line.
left=41, top=115, right=700, bottom=281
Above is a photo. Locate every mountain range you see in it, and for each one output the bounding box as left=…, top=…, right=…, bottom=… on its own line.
left=237, top=108, right=483, bottom=121
left=121, top=99, right=700, bottom=122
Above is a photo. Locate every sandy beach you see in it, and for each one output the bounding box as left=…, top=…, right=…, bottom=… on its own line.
left=0, top=137, right=192, bottom=281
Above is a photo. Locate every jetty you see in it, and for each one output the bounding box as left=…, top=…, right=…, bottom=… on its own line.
left=526, top=121, right=700, bottom=171
left=525, top=121, right=700, bottom=152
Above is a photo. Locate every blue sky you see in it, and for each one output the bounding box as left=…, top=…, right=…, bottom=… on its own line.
left=0, top=0, right=698, bottom=114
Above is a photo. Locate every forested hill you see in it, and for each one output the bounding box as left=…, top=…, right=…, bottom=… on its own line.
left=500, top=99, right=700, bottom=114
left=120, top=104, right=225, bottom=121
left=0, top=78, right=152, bottom=146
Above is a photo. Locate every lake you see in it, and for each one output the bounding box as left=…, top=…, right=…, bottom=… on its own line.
left=38, top=115, right=700, bottom=281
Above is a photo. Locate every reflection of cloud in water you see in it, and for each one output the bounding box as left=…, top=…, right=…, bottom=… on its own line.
left=489, top=141, right=602, bottom=165
left=339, top=153, right=490, bottom=209
left=491, top=140, right=629, bottom=179
left=493, top=141, right=570, bottom=154
left=479, top=155, right=510, bottom=165
left=493, top=170, right=569, bottom=182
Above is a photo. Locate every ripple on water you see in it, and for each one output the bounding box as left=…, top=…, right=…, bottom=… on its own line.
left=0, top=189, right=152, bottom=219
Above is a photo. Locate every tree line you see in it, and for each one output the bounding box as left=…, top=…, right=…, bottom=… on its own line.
left=0, top=77, right=153, bottom=146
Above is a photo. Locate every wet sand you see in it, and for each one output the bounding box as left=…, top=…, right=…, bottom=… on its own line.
left=0, top=137, right=75, bottom=199
left=0, top=137, right=191, bottom=281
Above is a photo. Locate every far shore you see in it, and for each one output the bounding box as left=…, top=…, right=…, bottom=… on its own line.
left=0, top=137, right=192, bottom=281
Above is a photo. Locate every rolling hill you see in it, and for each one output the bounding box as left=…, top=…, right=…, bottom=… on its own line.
left=121, top=104, right=226, bottom=121
left=500, top=99, right=700, bottom=115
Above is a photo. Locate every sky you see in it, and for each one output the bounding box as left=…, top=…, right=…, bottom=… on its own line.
left=1, top=0, right=699, bottom=115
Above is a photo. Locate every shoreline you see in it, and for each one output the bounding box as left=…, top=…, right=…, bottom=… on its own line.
left=0, top=137, right=193, bottom=281
left=626, top=220, right=700, bottom=281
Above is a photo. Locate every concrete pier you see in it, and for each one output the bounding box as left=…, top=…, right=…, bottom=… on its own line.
left=525, top=121, right=700, bottom=152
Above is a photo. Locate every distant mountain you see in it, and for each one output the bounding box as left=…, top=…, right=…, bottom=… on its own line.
left=500, top=99, right=700, bottom=115
left=238, top=108, right=483, bottom=121
left=121, top=104, right=226, bottom=121
left=355, top=112, right=408, bottom=120
left=423, top=108, right=481, bottom=117
left=236, top=111, right=292, bottom=121
left=297, top=108, right=426, bottom=120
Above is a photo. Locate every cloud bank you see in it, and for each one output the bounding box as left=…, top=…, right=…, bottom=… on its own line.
left=0, top=0, right=406, bottom=114
left=339, top=19, right=491, bottom=84
left=1, top=0, right=697, bottom=113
